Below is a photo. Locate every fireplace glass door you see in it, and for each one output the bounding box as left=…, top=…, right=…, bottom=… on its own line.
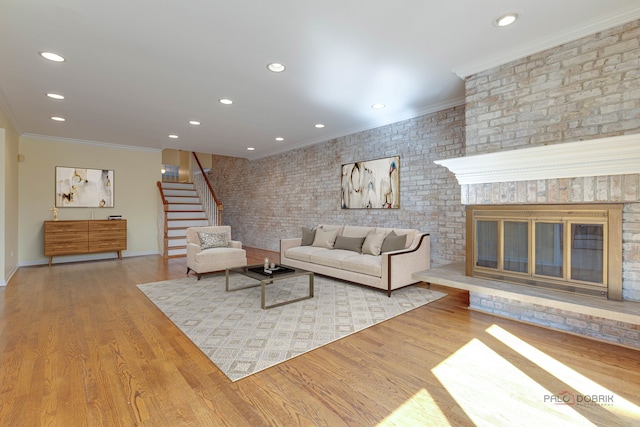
left=534, top=222, right=564, bottom=278
left=467, top=204, right=622, bottom=299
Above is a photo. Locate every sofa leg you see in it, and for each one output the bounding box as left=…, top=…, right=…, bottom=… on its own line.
left=197, top=273, right=201, bottom=280
left=387, top=290, right=392, bottom=297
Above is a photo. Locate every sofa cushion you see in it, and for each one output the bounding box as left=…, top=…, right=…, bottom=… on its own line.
left=285, top=246, right=326, bottom=262
left=198, top=231, right=228, bottom=249
left=312, top=227, right=338, bottom=249
left=333, top=235, right=365, bottom=253
left=341, top=254, right=382, bottom=277
left=301, top=227, right=316, bottom=246
left=195, top=247, right=244, bottom=263
left=381, top=230, right=407, bottom=253
left=362, top=231, right=387, bottom=256
left=309, top=249, right=354, bottom=269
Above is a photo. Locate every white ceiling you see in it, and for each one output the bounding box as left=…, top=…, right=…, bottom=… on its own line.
left=1, top=1, right=639, bottom=160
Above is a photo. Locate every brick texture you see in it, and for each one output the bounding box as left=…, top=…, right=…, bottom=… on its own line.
left=465, top=19, right=640, bottom=156
left=462, top=19, right=640, bottom=302
left=470, top=293, right=640, bottom=349
left=207, top=107, right=466, bottom=266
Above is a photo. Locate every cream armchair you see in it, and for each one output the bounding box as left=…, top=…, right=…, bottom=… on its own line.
left=186, top=226, right=247, bottom=280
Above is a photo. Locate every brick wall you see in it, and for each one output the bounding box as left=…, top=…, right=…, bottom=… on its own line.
left=463, top=19, right=640, bottom=303
left=466, top=19, right=640, bottom=155
left=470, top=294, right=640, bottom=349
left=207, top=106, right=466, bottom=266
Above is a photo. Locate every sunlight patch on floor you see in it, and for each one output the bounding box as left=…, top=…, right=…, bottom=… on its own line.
left=486, top=324, right=640, bottom=423
left=432, top=338, right=596, bottom=427
left=377, top=388, right=450, bottom=427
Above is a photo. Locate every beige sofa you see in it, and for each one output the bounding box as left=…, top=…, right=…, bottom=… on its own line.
left=280, top=225, right=430, bottom=296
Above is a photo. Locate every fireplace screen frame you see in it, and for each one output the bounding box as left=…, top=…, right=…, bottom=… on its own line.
left=466, top=204, right=623, bottom=300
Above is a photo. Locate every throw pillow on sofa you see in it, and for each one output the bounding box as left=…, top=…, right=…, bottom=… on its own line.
left=312, top=227, right=338, bottom=249
left=333, top=235, right=366, bottom=253
left=301, top=227, right=316, bottom=246
left=381, top=230, right=407, bottom=253
left=361, top=231, right=387, bottom=256
left=198, top=231, right=228, bottom=249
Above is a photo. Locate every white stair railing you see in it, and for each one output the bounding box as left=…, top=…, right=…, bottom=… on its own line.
left=156, top=181, right=170, bottom=258
left=191, top=153, right=222, bottom=226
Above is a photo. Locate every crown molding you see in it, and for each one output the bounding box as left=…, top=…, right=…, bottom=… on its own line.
left=22, top=133, right=162, bottom=152
left=453, top=6, right=640, bottom=78
left=434, top=134, right=640, bottom=185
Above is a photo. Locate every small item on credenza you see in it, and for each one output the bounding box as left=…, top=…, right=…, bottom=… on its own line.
left=49, top=205, right=58, bottom=221
left=108, top=215, right=123, bottom=220
left=270, top=262, right=276, bottom=269
left=264, top=257, right=269, bottom=271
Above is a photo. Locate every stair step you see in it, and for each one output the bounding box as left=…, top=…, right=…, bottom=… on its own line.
left=167, top=219, right=209, bottom=227
left=167, top=228, right=187, bottom=237
left=165, top=196, right=200, bottom=204
left=167, top=237, right=187, bottom=247
left=167, top=204, right=203, bottom=211
left=167, top=211, right=206, bottom=219
left=163, top=189, right=197, bottom=197
left=162, top=182, right=195, bottom=190
left=168, top=247, right=187, bottom=257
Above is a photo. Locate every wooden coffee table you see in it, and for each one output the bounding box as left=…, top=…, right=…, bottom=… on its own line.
left=225, top=264, right=314, bottom=309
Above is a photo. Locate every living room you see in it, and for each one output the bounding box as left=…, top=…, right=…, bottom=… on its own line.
left=1, top=2, right=640, bottom=425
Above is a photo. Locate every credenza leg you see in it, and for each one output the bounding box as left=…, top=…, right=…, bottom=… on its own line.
left=49, top=256, right=53, bottom=267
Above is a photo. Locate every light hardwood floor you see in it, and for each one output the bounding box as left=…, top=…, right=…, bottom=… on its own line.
left=1, top=249, right=639, bottom=426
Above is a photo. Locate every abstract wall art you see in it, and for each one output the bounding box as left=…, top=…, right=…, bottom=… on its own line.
left=341, top=156, right=400, bottom=209
left=55, top=166, right=114, bottom=208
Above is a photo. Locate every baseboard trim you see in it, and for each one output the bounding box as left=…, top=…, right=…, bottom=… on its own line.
left=19, top=251, right=161, bottom=267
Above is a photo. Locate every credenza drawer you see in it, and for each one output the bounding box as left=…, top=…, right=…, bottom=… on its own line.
left=44, top=221, right=88, bottom=234
left=89, top=238, right=127, bottom=252
left=89, top=221, right=126, bottom=232
left=46, top=242, right=89, bottom=255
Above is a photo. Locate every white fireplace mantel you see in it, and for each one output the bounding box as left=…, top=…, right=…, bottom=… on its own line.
left=435, top=134, right=640, bottom=185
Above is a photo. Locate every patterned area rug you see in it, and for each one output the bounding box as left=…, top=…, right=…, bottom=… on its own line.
left=137, top=274, right=446, bottom=381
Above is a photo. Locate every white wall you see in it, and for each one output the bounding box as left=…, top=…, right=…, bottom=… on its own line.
left=0, top=107, right=19, bottom=285
left=18, top=136, right=162, bottom=265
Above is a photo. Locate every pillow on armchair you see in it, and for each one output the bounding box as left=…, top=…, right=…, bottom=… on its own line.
left=198, top=231, right=228, bottom=249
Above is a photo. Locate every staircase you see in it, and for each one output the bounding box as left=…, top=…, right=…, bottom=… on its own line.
left=160, top=182, right=209, bottom=258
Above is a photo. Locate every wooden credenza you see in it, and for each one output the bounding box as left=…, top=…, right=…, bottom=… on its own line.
left=44, top=220, right=127, bottom=266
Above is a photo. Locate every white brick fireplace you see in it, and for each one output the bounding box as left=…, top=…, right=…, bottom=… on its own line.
left=416, top=134, right=640, bottom=349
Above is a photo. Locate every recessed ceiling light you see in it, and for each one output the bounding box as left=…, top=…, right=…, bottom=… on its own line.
left=275, top=137, right=284, bottom=141
left=315, top=123, right=325, bottom=128
left=40, top=51, right=66, bottom=62
left=267, top=62, right=286, bottom=73
left=46, top=93, right=65, bottom=100
left=219, top=98, right=233, bottom=105
left=168, top=134, right=179, bottom=139
left=371, top=103, right=386, bottom=109
left=247, top=147, right=255, bottom=151
left=51, top=116, right=65, bottom=122
left=495, top=13, right=518, bottom=27
left=189, top=120, right=201, bottom=125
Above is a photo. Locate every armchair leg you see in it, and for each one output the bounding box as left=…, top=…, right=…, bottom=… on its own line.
left=186, top=267, right=191, bottom=275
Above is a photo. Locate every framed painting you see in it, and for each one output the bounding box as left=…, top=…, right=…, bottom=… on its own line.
left=341, top=156, right=400, bottom=209
left=55, top=166, right=114, bottom=208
